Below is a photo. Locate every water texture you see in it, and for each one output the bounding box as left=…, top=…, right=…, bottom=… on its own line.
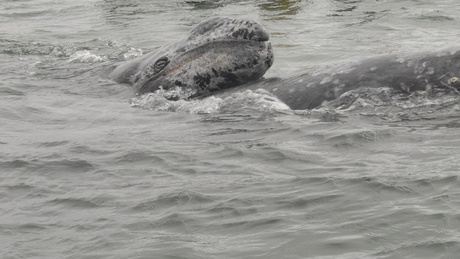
left=1, top=0, right=460, bottom=258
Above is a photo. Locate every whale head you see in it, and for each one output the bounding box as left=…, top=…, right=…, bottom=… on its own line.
left=128, top=17, right=274, bottom=97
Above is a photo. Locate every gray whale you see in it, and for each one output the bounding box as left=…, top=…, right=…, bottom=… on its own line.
left=110, top=17, right=460, bottom=109
left=109, top=17, right=273, bottom=98
left=219, top=49, right=460, bottom=109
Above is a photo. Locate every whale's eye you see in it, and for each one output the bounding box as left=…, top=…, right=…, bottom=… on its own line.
left=154, top=56, right=169, bottom=71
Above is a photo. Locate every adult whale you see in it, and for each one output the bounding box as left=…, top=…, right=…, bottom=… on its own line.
left=220, top=49, right=460, bottom=109
left=109, top=17, right=274, bottom=98
left=110, top=17, right=460, bottom=109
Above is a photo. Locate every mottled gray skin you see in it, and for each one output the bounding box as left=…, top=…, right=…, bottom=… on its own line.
left=110, top=17, right=460, bottom=110
left=220, top=48, right=460, bottom=109
left=109, top=17, right=273, bottom=97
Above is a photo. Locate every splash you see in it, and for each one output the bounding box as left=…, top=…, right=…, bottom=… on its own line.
left=68, top=50, right=107, bottom=63
left=324, top=87, right=394, bottom=111
left=218, top=89, right=291, bottom=113
left=105, top=39, right=143, bottom=60
left=130, top=86, right=220, bottom=113
left=130, top=88, right=291, bottom=114
left=321, top=86, right=460, bottom=122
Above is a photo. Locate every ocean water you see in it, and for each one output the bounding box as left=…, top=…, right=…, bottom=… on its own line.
left=2, top=0, right=460, bottom=258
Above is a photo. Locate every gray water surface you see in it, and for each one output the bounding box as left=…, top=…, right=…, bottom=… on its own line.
left=2, top=1, right=460, bottom=258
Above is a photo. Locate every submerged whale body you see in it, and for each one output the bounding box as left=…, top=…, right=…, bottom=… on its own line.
left=109, top=17, right=460, bottom=110
left=220, top=49, right=460, bottom=109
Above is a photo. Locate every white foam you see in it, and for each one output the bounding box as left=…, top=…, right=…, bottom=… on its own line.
left=218, top=89, right=291, bottom=113
left=130, top=86, right=221, bottom=114
left=123, top=47, right=143, bottom=59
left=130, top=88, right=291, bottom=114
left=68, top=50, right=107, bottom=63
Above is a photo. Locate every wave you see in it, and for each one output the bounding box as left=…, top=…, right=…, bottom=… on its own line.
left=0, top=38, right=142, bottom=62
left=132, top=191, right=214, bottom=212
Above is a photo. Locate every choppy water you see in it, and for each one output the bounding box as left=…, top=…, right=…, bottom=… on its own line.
left=2, top=0, right=460, bottom=258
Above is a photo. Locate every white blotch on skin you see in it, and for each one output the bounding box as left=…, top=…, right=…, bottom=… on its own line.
left=320, top=76, right=332, bottom=85
left=426, top=67, right=435, bottom=75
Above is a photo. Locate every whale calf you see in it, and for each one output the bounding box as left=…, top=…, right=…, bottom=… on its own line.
left=110, top=17, right=460, bottom=109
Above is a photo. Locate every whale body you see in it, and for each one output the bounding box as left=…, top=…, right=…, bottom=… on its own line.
left=109, top=17, right=460, bottom=109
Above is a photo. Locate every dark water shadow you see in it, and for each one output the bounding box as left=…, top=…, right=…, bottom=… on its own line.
left=259, top=0, right=306, bottom=20
left=183, top=0, right=227, bottom=10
